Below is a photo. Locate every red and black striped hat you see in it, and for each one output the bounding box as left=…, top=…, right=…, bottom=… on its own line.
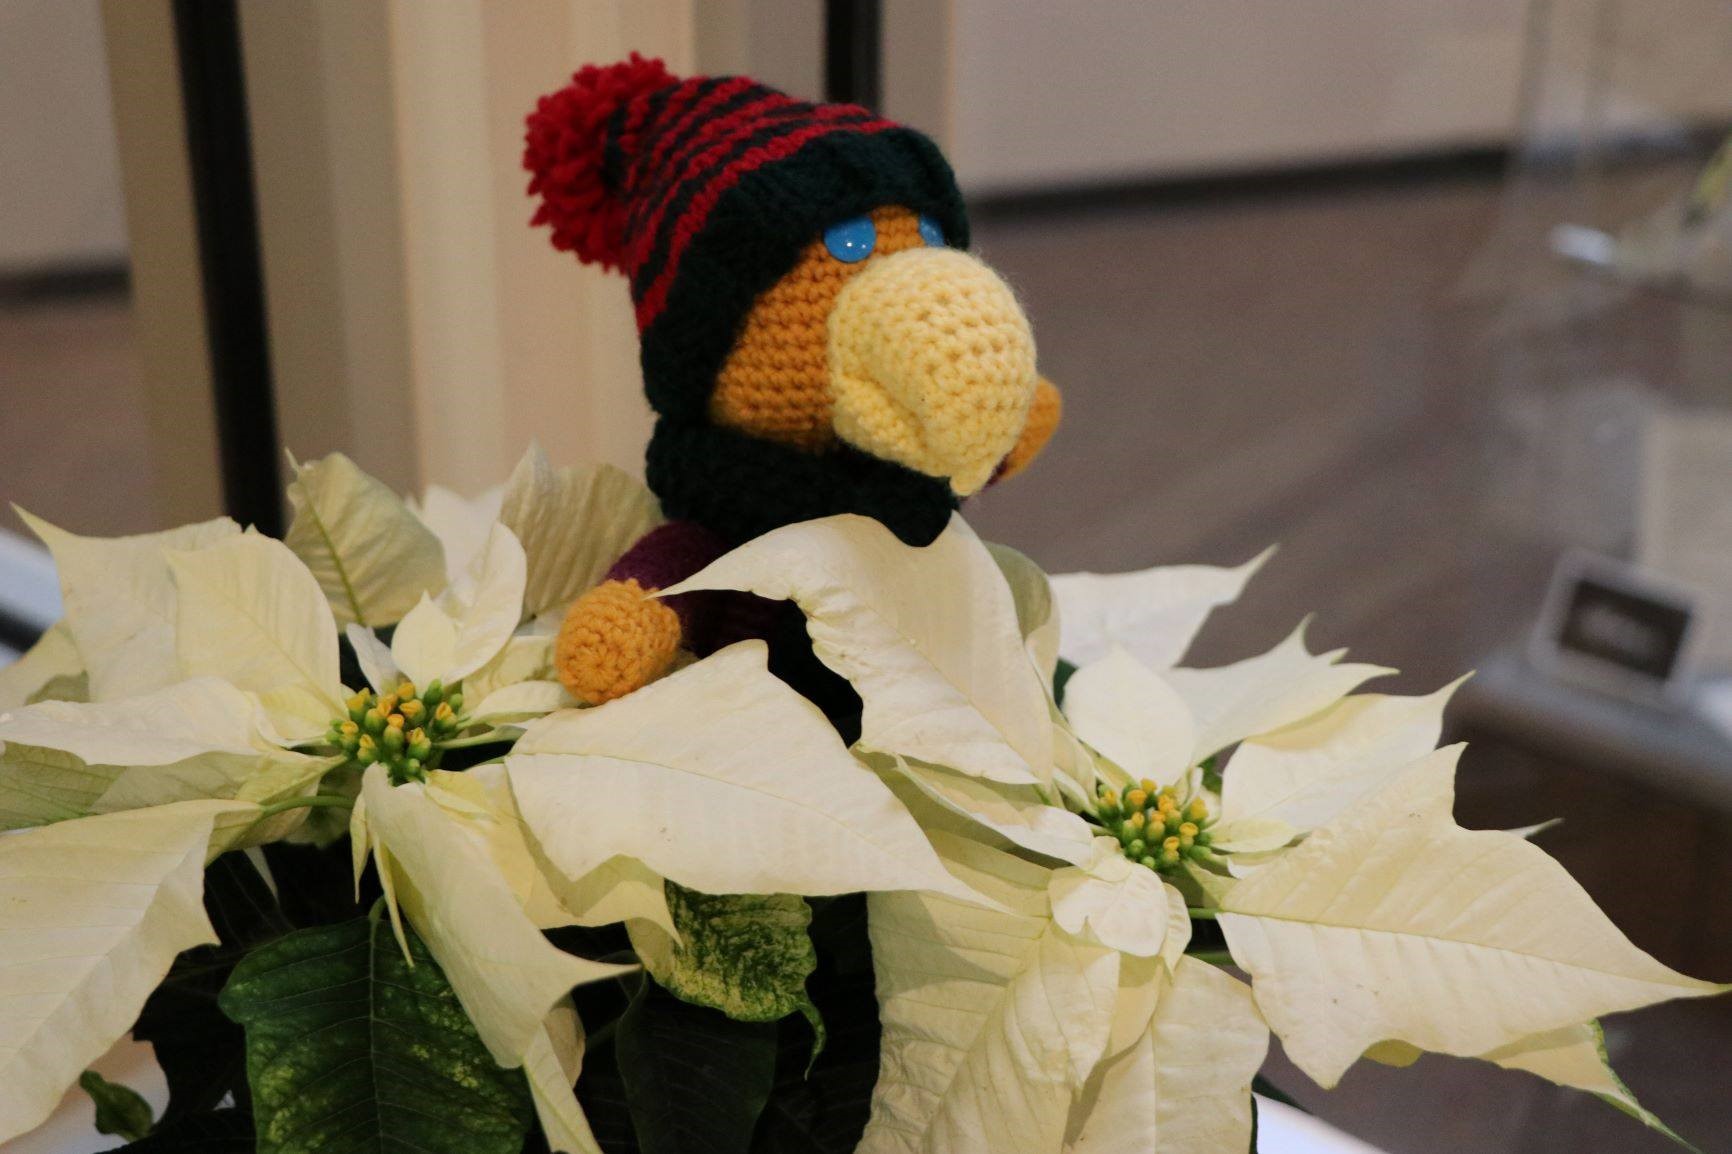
left=524, top=55, right=969, bottom=421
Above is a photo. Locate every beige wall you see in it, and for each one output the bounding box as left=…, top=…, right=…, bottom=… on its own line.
left=383, top=0, right=696, bottom=495
left=948, top=0, right=1528, bottom=193
left=110, top=0, right=828, bottom=512
left=694, top=0, right=822, bottom=98
left=0, top=0, right=128, bottom=272
left=945, top=0, right=1732, bottom=195
left=102, top=0, right=226, bottom=526
left=236, top=1, right=712, bottom=498
left=241, top=0, right=419, bottom=495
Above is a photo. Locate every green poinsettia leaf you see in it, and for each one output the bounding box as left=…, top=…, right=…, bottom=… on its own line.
left=219, top=914, right=535, bottom=1154
left=751, top=895, right=881, bottom=1154
left=630, top=883, right=820, bottom=1034
left=80, top=1069, right=155, bottom=1142
left=137, top=852, right=292, bottom=1124
left=615, top=980, right=778, bottom=1154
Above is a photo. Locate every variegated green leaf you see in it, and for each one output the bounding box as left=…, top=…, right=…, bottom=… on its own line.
left=220, top=915, right=536, bottom=1154
left=630, top=884, right=818, bottom=1027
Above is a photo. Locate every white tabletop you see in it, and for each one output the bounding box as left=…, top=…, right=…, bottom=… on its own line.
left=1257, top=1096, right=1390, bottom=1153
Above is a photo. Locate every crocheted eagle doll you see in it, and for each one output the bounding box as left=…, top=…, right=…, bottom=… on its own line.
left=524, top=55, right=1061, bottom=717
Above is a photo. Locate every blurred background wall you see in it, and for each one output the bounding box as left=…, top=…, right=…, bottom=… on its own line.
left=948, top=0, right=1524, bottom=192
left=0, top=0, right=1560, bottom=281
left=0, top=0, right=127, bottom=274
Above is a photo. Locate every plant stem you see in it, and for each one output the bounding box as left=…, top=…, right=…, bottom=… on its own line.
left=1186, top=949, right=1235, bottom=966
left=585, top=1019, right=619, bottom=1052
left=255, top=794, right=355, bottom=820
left=1186, top=907, right=1219, bottom=921
left=437, top=730, right=518, bottom=751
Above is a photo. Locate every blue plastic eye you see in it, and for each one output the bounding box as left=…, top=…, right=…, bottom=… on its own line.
left=824, top=216, right=877, bottom=263
left=918, top=215, right=946, bottom=247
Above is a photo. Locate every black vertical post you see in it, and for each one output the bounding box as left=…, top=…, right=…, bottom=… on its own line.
left=172, top=0, right=283, bottom=536
left=824, top=0, right=883, bottom=110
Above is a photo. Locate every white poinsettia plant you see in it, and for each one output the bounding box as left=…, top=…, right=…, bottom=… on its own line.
left=0, top=450, right=1723, bottom=1154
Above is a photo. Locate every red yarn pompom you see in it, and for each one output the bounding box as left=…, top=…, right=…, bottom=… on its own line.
left=524, top=54, right=676, bottom=272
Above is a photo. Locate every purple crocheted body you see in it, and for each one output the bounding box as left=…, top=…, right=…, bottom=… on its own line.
left=605, top=520, right=782, bottom=656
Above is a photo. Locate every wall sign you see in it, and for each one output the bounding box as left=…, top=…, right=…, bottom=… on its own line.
left=1531, top=550, right=1700, bottom=706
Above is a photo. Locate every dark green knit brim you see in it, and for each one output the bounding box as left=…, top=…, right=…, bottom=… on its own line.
left=638, top=126, right=969, bottom=422
left=646, top=417, right=959, bottom=547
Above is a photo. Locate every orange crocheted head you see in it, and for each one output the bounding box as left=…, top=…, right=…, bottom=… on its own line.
left=527, top=57, right=1060, bottom=546
left=709, top=207, right=923, bottom=449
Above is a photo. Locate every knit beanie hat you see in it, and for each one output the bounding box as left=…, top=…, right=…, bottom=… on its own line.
left=523, top=55, right=970, bottom=423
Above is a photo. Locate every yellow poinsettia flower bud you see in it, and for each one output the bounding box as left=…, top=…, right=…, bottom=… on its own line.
left=1125, top=788, right=1148, bottom=810
left=1186, top=798, right=1209, bottom=823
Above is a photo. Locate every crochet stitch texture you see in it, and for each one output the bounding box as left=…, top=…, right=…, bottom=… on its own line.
left=554, top=578, right=681, bottom=705
left=525, top=57, right=1054, bottom=709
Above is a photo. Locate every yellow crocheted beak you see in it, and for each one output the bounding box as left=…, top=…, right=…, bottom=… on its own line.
left=826, top=247, right=1038, bottom=497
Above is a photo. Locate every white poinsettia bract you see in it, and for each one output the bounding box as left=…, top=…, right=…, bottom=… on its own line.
left=0, top=449, right=671, bottom=1150
left=676, top=512, right=1727, bottom=1152
left=0, top=452, right=1724, bottom=1154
